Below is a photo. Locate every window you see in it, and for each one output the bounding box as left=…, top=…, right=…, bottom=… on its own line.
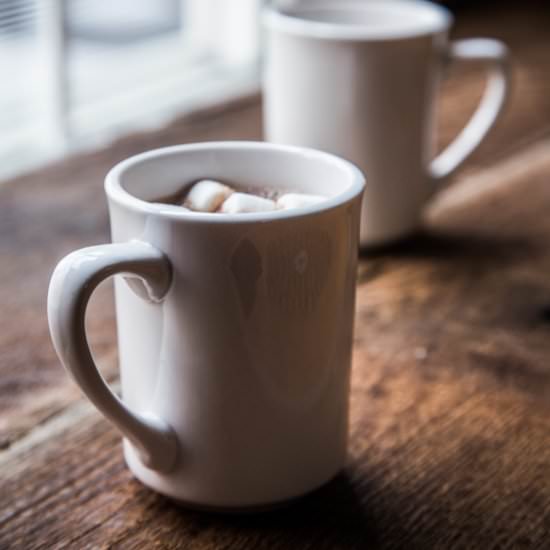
left=0, top=0, right=262, bottom=179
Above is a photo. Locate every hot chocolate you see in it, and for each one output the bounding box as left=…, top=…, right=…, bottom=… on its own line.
left=152, top=179, right=325, bottom=213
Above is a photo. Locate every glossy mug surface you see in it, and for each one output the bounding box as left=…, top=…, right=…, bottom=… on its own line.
left=264, top=0, right=510, bottom=246
left=47, top=142, right=365, bottom=509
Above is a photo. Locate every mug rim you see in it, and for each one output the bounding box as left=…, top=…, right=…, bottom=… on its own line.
left=263, top=0, right=453, bottom=42
left=105, top=141, right=365, bottom=224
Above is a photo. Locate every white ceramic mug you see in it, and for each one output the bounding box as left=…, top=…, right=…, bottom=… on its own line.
left=263, top=0, right=510, bottom=246
left=47, top=142, right=365, bottom=509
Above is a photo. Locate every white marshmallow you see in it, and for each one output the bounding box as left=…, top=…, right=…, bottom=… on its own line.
left=220, top=193, right=277, bottom=214
left=277, top=193, right=325, bottom=210
left=184, top=179, right=233, bottom=212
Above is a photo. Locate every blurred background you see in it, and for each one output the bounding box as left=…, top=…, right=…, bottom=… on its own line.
left=0, top=0, right=545, bottom=180
left=0, top=0, right=261, bottom=179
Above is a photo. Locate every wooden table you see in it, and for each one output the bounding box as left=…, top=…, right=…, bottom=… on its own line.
left=1, top=4, right=550, bottom=549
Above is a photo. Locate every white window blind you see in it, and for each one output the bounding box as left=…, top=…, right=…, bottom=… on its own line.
left=0, top=0, right=262, bottom=180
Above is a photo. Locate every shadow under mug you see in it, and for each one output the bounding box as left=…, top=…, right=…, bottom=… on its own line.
left=47, top=141, right=365, bottom=510
left=263, top=0, right=511, bottom=246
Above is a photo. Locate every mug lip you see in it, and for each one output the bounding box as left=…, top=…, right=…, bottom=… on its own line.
left=105, top=141, right=365, bottom=224
left=263, top=0, right=453, bottom=42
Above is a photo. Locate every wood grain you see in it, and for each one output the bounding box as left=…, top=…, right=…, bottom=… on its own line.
left=1, top=3, right=550, bottom=548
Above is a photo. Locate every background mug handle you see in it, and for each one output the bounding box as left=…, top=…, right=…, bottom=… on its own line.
left=430, top=38, right=511, bottom=184
left=47, top=240, right=178, bottom=472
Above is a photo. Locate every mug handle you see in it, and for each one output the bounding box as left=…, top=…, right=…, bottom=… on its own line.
left=430, top=38, right=510, bottom=183
left=47, top=240, right=178, bottom=472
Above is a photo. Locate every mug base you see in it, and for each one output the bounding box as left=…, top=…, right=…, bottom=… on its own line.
left=360, top=227, right=423, bottom=253
left=124, top=442, right=344, bottom=513
left=360, top=220, right=423, bottom=249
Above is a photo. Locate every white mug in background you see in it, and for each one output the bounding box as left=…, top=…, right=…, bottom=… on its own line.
left=263, top=0, right=510, bottom=246
left=47, top=142, right=365, bottom=510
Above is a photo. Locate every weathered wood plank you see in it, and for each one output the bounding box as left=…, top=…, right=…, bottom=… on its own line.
left=1, top=139, right=550, bottom=549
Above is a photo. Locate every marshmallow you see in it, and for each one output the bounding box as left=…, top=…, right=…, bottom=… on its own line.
left=184, top=179, right=233, bottom=212
left=277, top=193, right=325, bottom=210
left=220, top=193, right=277, bottom=214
